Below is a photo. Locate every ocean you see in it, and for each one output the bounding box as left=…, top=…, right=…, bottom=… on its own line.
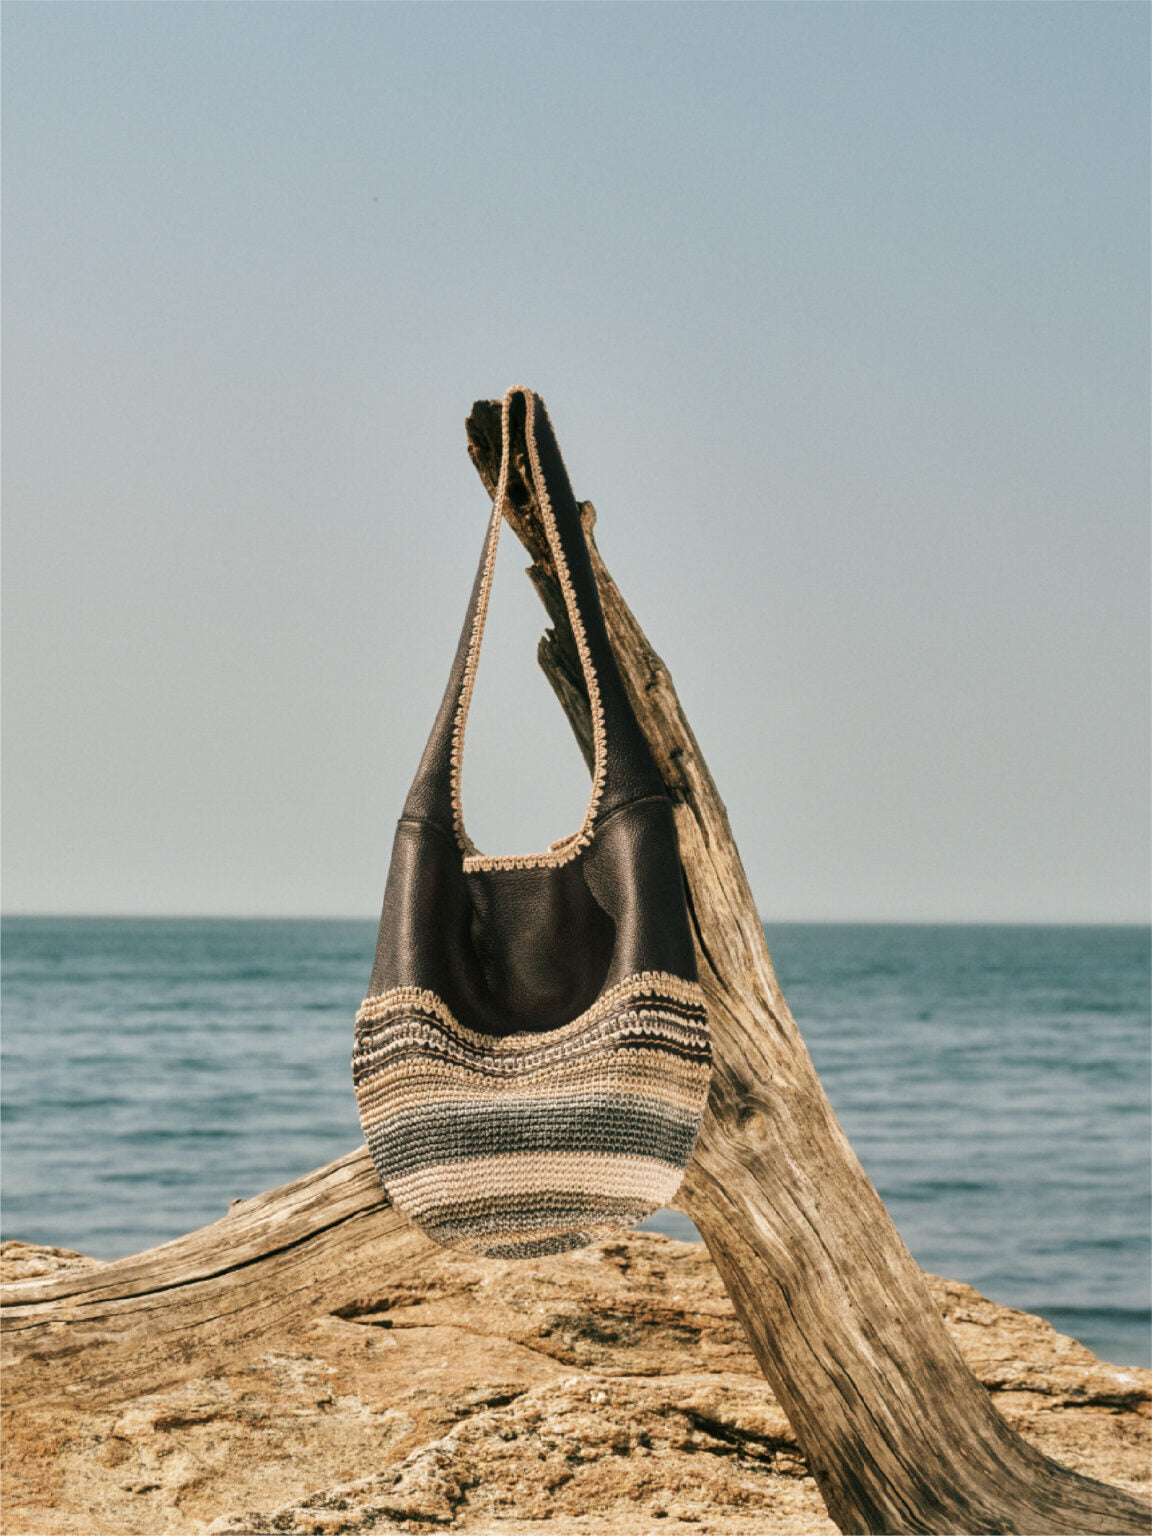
left=2, top=917, right=1148, bottom=1368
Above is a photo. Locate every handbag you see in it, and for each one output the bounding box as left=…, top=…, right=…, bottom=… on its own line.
left=353, top=387, right=711, bottom=1259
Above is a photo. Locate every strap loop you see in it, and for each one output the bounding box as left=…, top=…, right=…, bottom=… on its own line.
left=449, top=389, right=608, bottom=870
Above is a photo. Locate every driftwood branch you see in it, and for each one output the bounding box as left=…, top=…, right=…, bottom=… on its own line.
left=465, top=398, right=1149, bottom=1536
left=0, top=1152, right=434, bottom=1411
left=3, top=400, right=1148, bottom=1536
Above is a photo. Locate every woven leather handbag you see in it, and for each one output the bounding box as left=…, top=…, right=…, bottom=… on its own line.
left=353, top=387, right=711, bottom=1259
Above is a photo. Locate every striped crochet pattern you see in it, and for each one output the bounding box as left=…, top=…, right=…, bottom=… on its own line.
left=353, top=972, right=711, bottom=1258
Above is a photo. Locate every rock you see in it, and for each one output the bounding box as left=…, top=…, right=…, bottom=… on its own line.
left=2, top=1233, right=1147, bottom=1535
left=0, top=1241, right=106, bottom=1283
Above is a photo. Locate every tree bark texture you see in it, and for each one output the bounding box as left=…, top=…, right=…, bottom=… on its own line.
left=2, top=399, right=1147, bottom=1536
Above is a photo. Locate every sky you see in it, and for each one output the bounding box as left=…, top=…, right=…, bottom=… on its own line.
left=3, top=1, right=1148, bottom=924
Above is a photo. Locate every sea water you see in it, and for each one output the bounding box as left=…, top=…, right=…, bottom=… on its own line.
left=2, top=917, right=1148, bottom=1367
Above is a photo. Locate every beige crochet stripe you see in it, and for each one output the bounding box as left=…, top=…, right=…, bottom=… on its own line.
left=356, top=1069, right=711, bottom=1128
left=355, top=1066, right=712, bottom=1124
left=448, top=386, right=608, bottom=872
left=355, top=1047, right=712, bottom=1112
left=355, top=971, right=706, bottom=1051
left=386, top=1151, right=685, bottom=1209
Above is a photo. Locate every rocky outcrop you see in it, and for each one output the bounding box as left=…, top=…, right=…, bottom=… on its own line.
left=2, top=1232, right=1147, bottom=1535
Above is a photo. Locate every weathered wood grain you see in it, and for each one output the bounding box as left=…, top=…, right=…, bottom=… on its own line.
left=0, top=1149, right=434, bottom=1412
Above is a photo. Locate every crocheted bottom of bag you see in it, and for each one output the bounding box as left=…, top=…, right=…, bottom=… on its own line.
left=352, top=972, right=711, bottom=1259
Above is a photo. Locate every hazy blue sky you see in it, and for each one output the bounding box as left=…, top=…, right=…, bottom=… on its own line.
left=3, top=2, right=1148, bottom=922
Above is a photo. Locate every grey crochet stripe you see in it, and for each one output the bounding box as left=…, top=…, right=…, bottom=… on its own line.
left=376, top=1095, right=702, bottom=1179
left=352, top=972, right=711, bottom=1258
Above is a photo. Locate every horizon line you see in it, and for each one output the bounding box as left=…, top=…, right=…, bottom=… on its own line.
left=2, top=911, right=1149, bottom=930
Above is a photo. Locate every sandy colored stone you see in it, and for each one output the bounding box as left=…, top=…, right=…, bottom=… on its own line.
left=0, top=1242, right=108, bottom=1283
left=2, top=1231, right=1147, bottom=1535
